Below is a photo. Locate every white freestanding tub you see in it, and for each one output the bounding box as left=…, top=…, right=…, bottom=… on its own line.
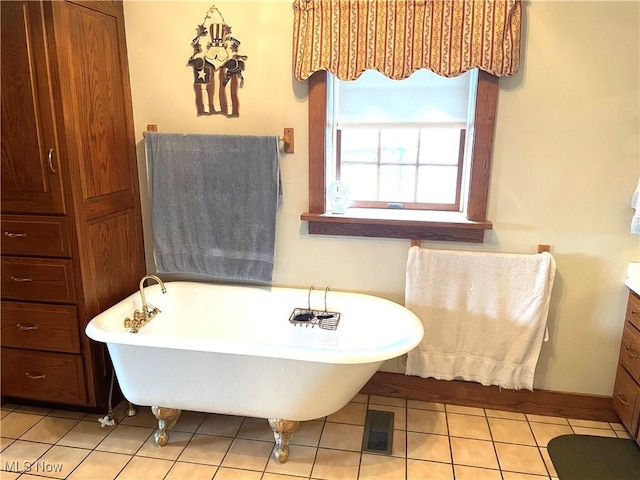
left=86, top=281, right=423, bottom=462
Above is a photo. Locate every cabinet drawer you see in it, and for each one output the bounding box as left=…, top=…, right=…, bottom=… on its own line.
left=627, top=291, right=640, bottom=331
left=620, top=322, right=640, bottom=381
left=1, top=301, right=80, bottom=353
left=1, top=215, right=71, bottom=257
left=1, top=257, right=75, bottom=303
left=1, top=348, right=86, bottom=404
left=612, top=364, right=640, bottom=435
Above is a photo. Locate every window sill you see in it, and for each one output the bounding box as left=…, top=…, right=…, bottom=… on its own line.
left=301, top=209, right=493, bottom=243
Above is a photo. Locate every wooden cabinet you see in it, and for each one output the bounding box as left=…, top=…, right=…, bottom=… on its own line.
left=613, top=290, right=640, bottom=444
left=0, top=1, right=145, bottom=410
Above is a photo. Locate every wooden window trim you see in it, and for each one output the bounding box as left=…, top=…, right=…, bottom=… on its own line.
left=301, top=70, right=497, bottom=243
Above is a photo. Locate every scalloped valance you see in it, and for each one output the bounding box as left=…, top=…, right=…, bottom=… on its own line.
left=293, top=0, right=521, bottom=81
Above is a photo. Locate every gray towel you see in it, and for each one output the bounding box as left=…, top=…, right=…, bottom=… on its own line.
left=145, top=132, right=282, bottom=284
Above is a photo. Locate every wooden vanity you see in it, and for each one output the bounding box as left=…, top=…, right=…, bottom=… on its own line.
left=612, top=289, right=640, bottom=444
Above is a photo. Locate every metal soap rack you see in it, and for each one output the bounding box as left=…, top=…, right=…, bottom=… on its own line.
left=289, top=286, right=341, bottom=330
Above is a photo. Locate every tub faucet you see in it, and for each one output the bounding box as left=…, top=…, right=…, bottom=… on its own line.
left=124, top=275, right=167, bottom=333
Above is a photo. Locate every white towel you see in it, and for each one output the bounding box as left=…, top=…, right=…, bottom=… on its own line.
left=631, top=178, right=640, bottom=234
left=405, top=247, right=556, bottom=391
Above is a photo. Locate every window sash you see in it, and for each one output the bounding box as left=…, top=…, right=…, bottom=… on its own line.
left=336, top=127, right=466, bottom=211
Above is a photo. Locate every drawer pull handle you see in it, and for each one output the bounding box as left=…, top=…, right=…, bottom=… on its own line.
left=632, top=309, right=639, bottom=318
left=25, top=372, right=46, bottom=380
left=11, top=276, right=32, bottom=282
left=16, top=323, right=38, bottom=331
left=625, top=345, right=639, bottom=359
left=47, top=148, right=56, bottom=174
left=3, top=231, right=27, bottom=238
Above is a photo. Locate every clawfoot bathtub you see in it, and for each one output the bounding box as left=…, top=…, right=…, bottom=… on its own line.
left=86, top=282, right=423, bottom=463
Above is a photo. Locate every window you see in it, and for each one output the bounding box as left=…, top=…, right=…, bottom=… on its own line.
left=301, top=70, right=498, bottom=243
left=329, top=69, right=475, bottom=212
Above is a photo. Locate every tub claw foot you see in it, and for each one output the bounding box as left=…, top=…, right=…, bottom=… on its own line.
left=151, top=406, right=181, bottom=447
left=268, top=418, right=299, bottom=464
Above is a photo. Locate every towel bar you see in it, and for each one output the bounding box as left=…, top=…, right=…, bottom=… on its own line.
left=142, top=124, right=294, bottom=154
left=410, top=239, right=551, bottom=254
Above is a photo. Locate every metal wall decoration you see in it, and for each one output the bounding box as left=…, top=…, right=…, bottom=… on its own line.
left=187, top=5, right=247, bottom=117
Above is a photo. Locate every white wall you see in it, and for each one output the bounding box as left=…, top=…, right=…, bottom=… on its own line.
left=123, top=0, right=640, bottom=396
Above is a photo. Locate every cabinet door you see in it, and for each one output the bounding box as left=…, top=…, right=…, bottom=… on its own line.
left=1, top=1, right=65, bottom=214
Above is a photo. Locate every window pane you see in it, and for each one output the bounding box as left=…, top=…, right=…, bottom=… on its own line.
left=416, top=166, right=458, bottom=204
left=380, top=129, right=419, bottom=165
left=341, top=164, right=377, bottom=201
left=379, top=165, right=416, bottom=202
left=419, top=129, right=461, bottom=165
left=340, top=129, right=378, bottom=164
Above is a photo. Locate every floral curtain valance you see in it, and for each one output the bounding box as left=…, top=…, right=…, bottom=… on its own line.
left=293, top=0, right=522, bottom=81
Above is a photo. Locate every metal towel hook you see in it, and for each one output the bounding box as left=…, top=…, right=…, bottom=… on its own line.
left=324, top=287, right=330, bottom=312
left=307, top=286, right=314, bottom=311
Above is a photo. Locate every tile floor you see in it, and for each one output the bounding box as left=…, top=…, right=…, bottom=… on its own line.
left=0, top=394, right=631, bottom=480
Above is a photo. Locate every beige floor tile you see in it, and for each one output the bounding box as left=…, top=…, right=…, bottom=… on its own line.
left=567, top=418, right=613, bottom=429
left=237, top=417, right=275, bottom=442
left=0, top=471, right=19, bottom=479
left=96, top=424, right=154, bottom=455
left=407, top=400, right=446, bottom=412
left=115, top=456, right=174, bottom=479
left=265, top=444, right=316, bottom=477
left=311, top=448, right=360, bottom=480
left=407, top=432, right=451, bottom=463
left=31, top=445, right=90, bottom=478
left=369, top=395, right=406, bottom=408
left=326, top=402, right=367, bottom=425
left=118, top=407, right=159, bottom=428
left=262, top=473, right=305, bottom=480
left=0, top=437, right=15, bottom=453
left=197, top=414, right=244, bottom=437
left=502, top=472, right=552, bottom=480
left=319, top=422, right=364, bottom=451
left=610, top=422, right=627, bottom=432
left=406, top=459, right=454, bottom=480
left=495, top=443, right=548, bottom=476
left=488, top=417, right=536, bottom=445
left=446, top=404, right=485, bottom=416
left=221, top=438, right=273, bottom=471
left=213, top=467, right=262, bottom=480
left=454, top=465, right=502, bottom=480
left=539, top=447, right=557, bottom=477
left=136, top=430, right=192, bottom=460
left=368, top=405, right=406, bottom=431
left=407, top=408, right=448, bottom=435
left=67, top=450, right=131, bottom=480
left=20, top=417, right=79, bottom=444
left=525, top=414, right=568, bottom=425
left=529, top=422, right=573, bottom=447
left=448, top=413, right=492, bottom=440
left=616, top=429, right=632, bottom=439
left=291, top=420, right=323, bottom=447
left=390, top=429, right=406, bottom=458
left=0, top=410, right=12, bottom=420
left=450, top=437, right=498, bottom=469
left=351, top=393, right=369, bottom=404
left=485, top=409, right=527, bottom=421
left=177, top=433, right=233, bottom=465
left=0, top=413, right=44, bottom=439
left=164, top=461, right=218, bottom=480
left=571, top=426, right=617, bottom=437
left=0, top=440, right=51, bottom=474
left=359, top=453, right=406, bottom=479
left=172, top=410, right=208, bottom=433
left=56, top=421, right=111, bottom=449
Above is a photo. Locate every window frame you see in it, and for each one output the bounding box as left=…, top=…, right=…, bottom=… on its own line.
left=301, top=70, right=497, bottom=243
